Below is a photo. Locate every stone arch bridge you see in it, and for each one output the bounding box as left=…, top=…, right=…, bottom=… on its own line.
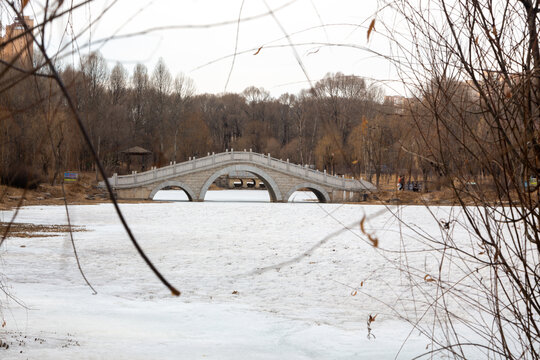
left=99, top=151, right=376, bottom=203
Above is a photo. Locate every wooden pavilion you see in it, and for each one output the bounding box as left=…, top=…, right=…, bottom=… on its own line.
left=121, top=146, right=152, bottom=173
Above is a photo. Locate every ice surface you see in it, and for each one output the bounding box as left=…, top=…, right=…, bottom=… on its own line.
left=0, top=191, right=487, bottom=358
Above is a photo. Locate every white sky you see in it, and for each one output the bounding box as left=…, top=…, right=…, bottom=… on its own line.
left=25, top=0, right=402, bottom=97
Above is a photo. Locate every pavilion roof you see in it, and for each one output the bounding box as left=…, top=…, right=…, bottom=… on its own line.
left=121, top=146, right=152, bottom=155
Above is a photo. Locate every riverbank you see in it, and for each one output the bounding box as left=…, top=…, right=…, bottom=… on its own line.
left=0, top=172, right=486, bottom=210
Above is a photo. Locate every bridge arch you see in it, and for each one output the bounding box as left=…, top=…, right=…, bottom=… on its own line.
left=149, top=180, right=196, bottom=201
left=284, top=183, right=330, bottom=203
left=199, top=165, right=282, bottom=202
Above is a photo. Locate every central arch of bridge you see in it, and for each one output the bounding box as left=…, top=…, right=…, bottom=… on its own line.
left=198, top=165, right=282, bottom=202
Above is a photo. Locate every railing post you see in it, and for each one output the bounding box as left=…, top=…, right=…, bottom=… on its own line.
left=113, top=173, right=118, bottom=186
left=134, top=171, right=137, bottom=184
left=287, top=159, right=289, bottom=171
left=268, top=153, right=271, bottom=165
left=212, top=152, right=215, bottom=165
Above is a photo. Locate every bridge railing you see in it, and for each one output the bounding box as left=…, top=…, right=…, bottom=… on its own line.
left=107, top=151, right=374, bottom=190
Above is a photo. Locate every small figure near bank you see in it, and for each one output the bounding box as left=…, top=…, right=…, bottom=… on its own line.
left=398, top=175, right=405, bottom=191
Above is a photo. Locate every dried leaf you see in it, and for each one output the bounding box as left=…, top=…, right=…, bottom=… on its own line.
left=360, top=216, right=378, bottom=247
left=360, top=281, right=364, bottom=287
left=368, top=234, right=379, bottom=247
left=22, top=0, right=30, bottom=9
left=367, top=19, right=376, bottom=41
left=368, top=314, right=378, bottom=323
left=492, top=25, right=497, bottom=36
left=478, top=251, right=485, bottom=255
left=253, top=46, right=263, bottom=55
left=424, top=274, right=436, bottom=282
left=1, top=320, right=5, bottom=328
left=351, top=290, right=357, bottom=296
left=475, top=35, right=479, bottom=45
left=352, top=159, right=359, bottom=165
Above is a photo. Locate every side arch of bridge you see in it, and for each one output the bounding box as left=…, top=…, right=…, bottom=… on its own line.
left=149, top=180, right=196, bottom=201
left=198, top=165, right=282, bottom=202
left=284, top=182, right=330, bottom=203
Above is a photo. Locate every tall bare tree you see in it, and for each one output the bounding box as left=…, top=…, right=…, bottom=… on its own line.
left=151, top=58, right=172, bottom=161
left=170, top=73, right=195, bottom=162
left=130, top=63, right=150, bottom=143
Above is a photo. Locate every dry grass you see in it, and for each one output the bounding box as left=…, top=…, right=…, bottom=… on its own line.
left=0, top=222, right=86, bottom=238
left=0, top=172, right=109, bottom=210
left=0, top=172, right=506, bottom=209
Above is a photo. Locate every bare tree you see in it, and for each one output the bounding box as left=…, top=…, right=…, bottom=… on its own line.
left=109, top=62, right=128, bottom=106
left=170, top=73, right=195, bottom=162
left=151, top=58, right=172, bottom=161
left=130, top=63, right=150, bottom=143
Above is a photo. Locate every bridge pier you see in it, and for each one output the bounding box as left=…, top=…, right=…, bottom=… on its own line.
left=116, top=186, right=153, bottom=200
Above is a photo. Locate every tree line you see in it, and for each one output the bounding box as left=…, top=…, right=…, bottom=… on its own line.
left=1, top=51, right=420, bottom=186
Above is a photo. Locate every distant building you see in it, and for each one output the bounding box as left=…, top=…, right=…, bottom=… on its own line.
left=0, top=16, right=34, bottom=69
left=384, top=95, right=410, bottom=114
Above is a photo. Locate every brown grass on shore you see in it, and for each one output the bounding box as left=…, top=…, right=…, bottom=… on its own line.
left=0, top=172, right=500, bottom=209
left=0, top=222, right=86, bottom=238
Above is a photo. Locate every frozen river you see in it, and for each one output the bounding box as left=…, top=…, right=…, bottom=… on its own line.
left=152, top=188, right=319, bottom=202
left=0, top=190, right=486, bottom=359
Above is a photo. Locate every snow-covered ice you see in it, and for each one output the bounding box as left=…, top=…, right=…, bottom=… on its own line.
left=152, top=189, right=318, bottom=202
left=0, top=190, right=486, bottom=359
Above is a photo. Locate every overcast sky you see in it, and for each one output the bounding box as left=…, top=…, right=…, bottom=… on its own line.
left=24, top=0, right=401, bottom=97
